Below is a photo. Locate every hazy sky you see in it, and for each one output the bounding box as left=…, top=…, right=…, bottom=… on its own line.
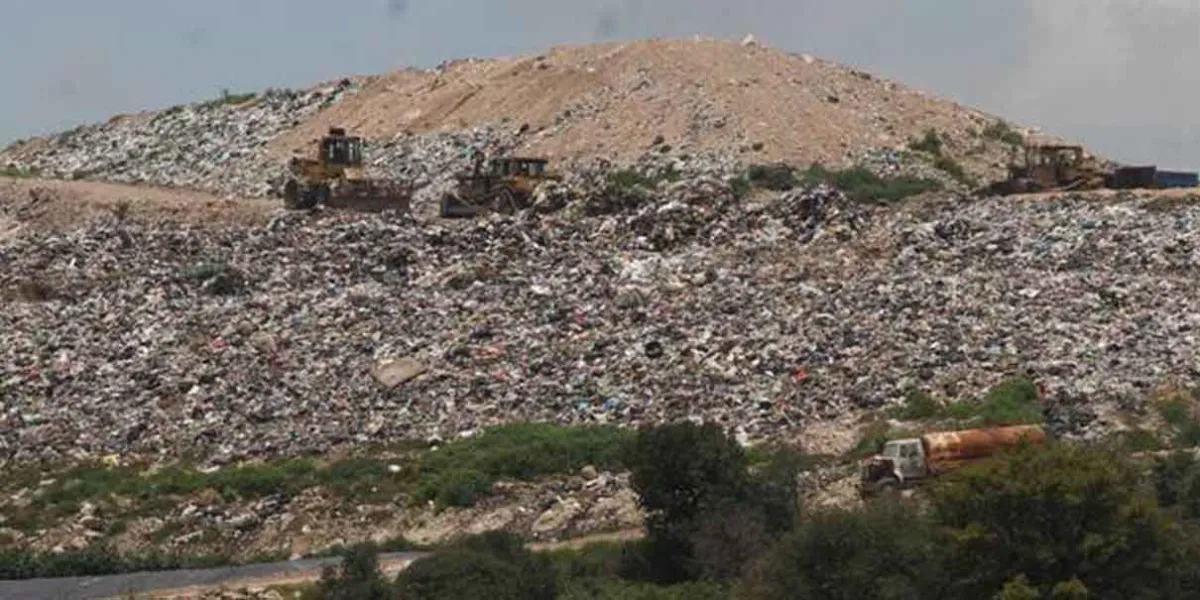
left=3, top=0, right=1200, bottom=168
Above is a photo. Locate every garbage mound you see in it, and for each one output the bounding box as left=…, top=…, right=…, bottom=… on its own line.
left=2, top=189, right=1196, bottom=463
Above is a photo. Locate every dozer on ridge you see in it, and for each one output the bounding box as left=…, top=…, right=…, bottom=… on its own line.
left=440, top=151, right=561, bottom=218
left=281, top=127, right=411, bottom=212
left=984, top=142, right=1110, bottom=196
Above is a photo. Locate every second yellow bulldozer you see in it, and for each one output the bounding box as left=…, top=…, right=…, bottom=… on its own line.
left=281, top=127, right=411, bottom=212
left=440, top=154, right=560, bottom=218
left=985, top=142, right=1110, bottom=196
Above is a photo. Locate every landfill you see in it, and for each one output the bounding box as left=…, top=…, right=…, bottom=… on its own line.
left=3, top=173, right=1198, bottom=463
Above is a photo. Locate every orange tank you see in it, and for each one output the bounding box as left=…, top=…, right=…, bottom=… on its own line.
left=922, top=425, right=1046, bottom=474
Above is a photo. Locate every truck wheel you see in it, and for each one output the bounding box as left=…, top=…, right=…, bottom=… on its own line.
left=283, top=180, right=301, bottom=209
left=875, top=477, right=900, bottom=496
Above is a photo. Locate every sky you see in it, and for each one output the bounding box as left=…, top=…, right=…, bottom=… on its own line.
left=3, top=0, right=1200, bottom=168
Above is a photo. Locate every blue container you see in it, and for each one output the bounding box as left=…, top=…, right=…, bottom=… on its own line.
left=1154, top=170, right=1199, bottom=188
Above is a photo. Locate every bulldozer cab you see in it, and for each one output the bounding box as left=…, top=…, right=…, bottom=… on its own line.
left=319, top=128, right=364, bottom=167
left=489, top=157, right=549, bottom=178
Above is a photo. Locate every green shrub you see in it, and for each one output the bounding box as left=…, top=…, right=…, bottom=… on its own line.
left=0, top=545, right=280, bottom=580
left=396, top=532, right=557, bottom=600
left=303, top=543, right=395, bottom=600
left=983, top=121, right=1024, bottom=146
left=933, top=155, right=973, bottom=186
left=418, top=469, right=493, bottom=508
left=931, top=442, right=1183, bottom=598
left=799, top=164, right=942, bottom=204
left=1, top=165, right=39, bottom=178
left=910, top=129, right=944, bottom=155
left=414, top=423, right=632, bottom=508
left=889, top=390, right=945, bottom=421
left=977, top=378, right=1043, bottom=426
left=746, top=164, right=798, bottom=191
left=737, top=499, right=945, bottom=600
left=560, top=579, right=729, bottom=600
left=729, top=176, right=752, bottom=199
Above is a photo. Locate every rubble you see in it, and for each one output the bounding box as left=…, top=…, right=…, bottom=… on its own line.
left=3, top=183, right=1199, bottom=462
left=1, top=80, right=363, bottom=199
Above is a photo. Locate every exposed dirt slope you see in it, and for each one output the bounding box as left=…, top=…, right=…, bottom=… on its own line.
left=271, top=38, right=1035, bottom=178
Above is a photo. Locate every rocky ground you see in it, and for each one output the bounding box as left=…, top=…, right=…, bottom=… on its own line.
left=0, top=464, right=642, bottom=562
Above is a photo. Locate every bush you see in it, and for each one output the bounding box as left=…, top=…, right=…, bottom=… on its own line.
left=1155, top=394, right=1200, bottom=448
left=930, top=442, right=1185, bottom=597
left=415, top=423, right=632, bottom=508
left=395, top=532, right=557, bottom=600
left=910, top=129, right=944, bottom=155
left=624, top=422, right=799, bottom=584
left=304, top=543, right=395, bottom=600
left=418, top=469, right=493, bottom=508
left=746, top=164, right=798, bottom=191
left=983, top=121, right=1024, bottom=146
left=1, top=165, right=39, bottom=178
left=799, top=164, right=942, bottom=204
left=560, top=579, right=729, bottom=600
left=937, top=377, right=1044, bottom=428
left=737, top=499, right=945, bottom=600
left=933, top=155, right=973, bottom=186
left=849, top=421, right=920, bottom=459
left=0, top=545, right=272, bottom=580
left=888, top=389, right=945, bottom=421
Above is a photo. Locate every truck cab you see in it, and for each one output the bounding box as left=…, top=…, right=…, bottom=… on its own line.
left=861, top=438, right=928, bottom=494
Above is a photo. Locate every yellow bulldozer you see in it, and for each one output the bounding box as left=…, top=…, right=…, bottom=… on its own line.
left=440, top=154, right=560, bottom=218
left=281, top=127, right=411, bottom=212
left=985, top=142, right=1110, bottom=196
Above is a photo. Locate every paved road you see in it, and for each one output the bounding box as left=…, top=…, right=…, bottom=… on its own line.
left=0, top=552, right=427, bottom=600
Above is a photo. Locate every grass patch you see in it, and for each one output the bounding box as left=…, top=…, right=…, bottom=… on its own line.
left=933, top=155, right=974, bottom=187
left=201, top=88, right=257, bottom=109
left=799, top=163, right=942, bottom=204
left=2, top=424, right=636, bottom=530
left=746, top=163, right=799, bottom=191
left=909, top=129, right=944, bottom=155
left=1155, top=392, right=1200, bottom=448
left=886, top=389, right=945, bottom=421
left=1, top=165, right=39, bottom=178
left=606, top=167, right=680, bottom=191
left=983, top=120, right=1024, bottom=146
left=729, top=175, right=752, bottom=199
left=888, top=378, right=1044, bottom=428
left=414, top=423, right=633, bottom=508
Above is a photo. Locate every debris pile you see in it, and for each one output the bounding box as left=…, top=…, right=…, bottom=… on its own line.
left=2, top=80, right=363, bottom=198
left=2, top=189, right=1197, bottom=463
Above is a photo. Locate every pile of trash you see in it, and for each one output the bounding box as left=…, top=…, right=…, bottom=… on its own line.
left=3, top=190, right=1198, bottom=463
left=1, top=80, right=363, bottom=198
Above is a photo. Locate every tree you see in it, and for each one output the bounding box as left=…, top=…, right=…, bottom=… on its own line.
left=623, top=422, right=755, bottom=583
left=931, top=442, right=1185, bottom=599
left=736, top=498, right=946, bottom=600
left=394, top=532, right=557, bottom=600
left=303, top=543, right=395, bottom=600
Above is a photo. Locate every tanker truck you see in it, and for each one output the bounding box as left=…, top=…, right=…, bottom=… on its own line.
left=858, top=424, right=1047, bottom=497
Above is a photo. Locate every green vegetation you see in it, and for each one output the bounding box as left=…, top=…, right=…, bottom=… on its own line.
left=983, top=120, right=1024, bottom=146
left=1155, top=392, right=1200, bottom=447
left=288, top=423, right=1200, bottom=600
left=200, top=88, right=258, bottom=109
left=1, top=165, right=39, bottom=178
left=909, top=129, right=944, bottom=155
left=414, top=423, right=634, bottom=508
left=606, top=167, right=681, bottom=191
left=799, top=163, right=942, bottom=203
left=885, top=377, right=1044, bottom=428
left=934, top=155, right=974, bottom=186
left=746, top=163, right=799, bottom=191
left=0, top=423, right=634, bottom=538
